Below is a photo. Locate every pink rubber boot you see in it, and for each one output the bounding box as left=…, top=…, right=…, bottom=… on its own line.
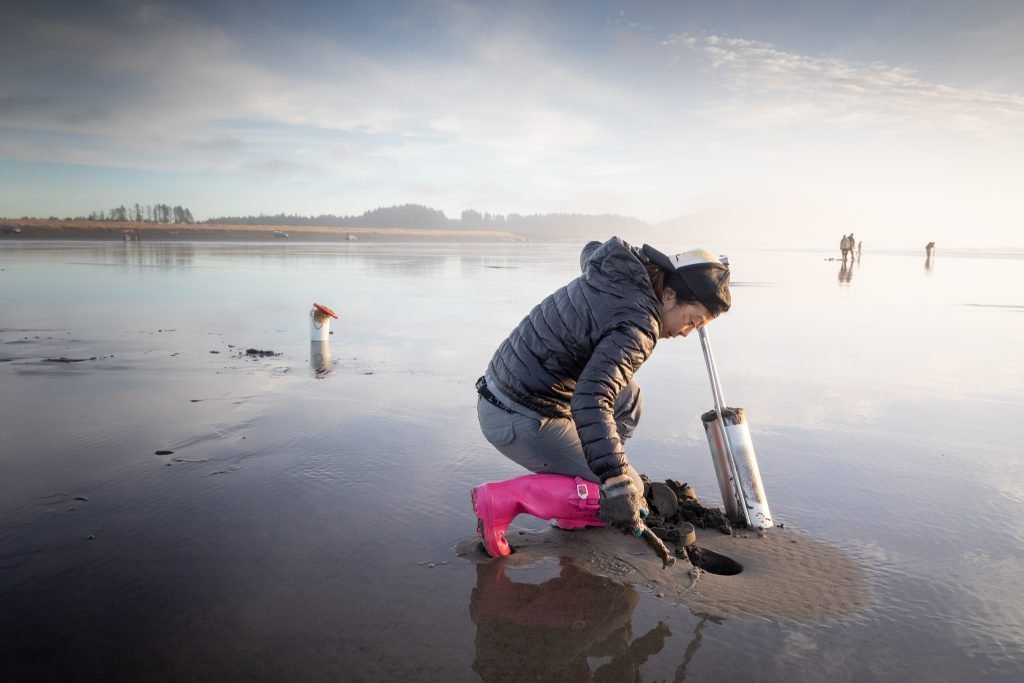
left=470, top=473, right=606, bottom=557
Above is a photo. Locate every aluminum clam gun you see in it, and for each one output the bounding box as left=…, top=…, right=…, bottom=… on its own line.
left=697, top=326, right=774, bottom=529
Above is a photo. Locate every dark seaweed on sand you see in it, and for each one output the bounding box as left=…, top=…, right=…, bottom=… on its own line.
left=640, top=475, right=735, bottom=536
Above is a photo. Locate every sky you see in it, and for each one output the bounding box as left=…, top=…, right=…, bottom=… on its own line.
left=1, top=0, right=1022, bottom=247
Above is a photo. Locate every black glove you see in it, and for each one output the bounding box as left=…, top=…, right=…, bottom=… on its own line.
left=599, top=474, right=646, bottom=535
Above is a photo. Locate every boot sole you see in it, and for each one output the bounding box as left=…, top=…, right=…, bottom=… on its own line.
left=471, top=486, right=511, bottom=558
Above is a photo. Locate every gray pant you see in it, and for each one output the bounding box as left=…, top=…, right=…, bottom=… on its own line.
left=477, top=379, right=645, bottom=492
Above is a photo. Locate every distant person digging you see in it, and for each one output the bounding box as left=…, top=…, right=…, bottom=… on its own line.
left=925, top=242, right=936, bottom=257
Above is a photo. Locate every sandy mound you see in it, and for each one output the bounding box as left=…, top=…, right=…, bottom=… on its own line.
left=457, top=515, right=870, bottom=624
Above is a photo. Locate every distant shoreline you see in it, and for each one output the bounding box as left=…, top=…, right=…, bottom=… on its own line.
left=4, top=219, right=1021, bottom=252
left=0, top=218, right=526, bottom=242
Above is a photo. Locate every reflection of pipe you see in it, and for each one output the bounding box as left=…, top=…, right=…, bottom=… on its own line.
left=310, top=341, right=332, bottom=377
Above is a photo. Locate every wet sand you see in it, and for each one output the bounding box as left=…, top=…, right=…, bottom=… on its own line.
left=2, top=241, right=1022, bottom=681
left=458, top=518, right=869, bottom=624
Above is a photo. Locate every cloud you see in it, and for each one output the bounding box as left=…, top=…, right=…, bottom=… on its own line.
left=3, top=2, right=1021, bottom=234
left=667, top=33, right=1024, bottom=134
left=182, top=135, right=245, bottom=152
left=0, top=94, right=56, bottom=115
left=242, top=158, right=321, bottom=179
left=0, top=3, right=628, bottom=178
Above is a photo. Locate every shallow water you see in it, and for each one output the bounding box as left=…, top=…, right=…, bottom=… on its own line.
left=1, top=240, right=1022, bottom=681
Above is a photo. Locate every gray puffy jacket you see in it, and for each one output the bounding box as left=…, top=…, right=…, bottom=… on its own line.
left=485, top=236, right=662, bottom=482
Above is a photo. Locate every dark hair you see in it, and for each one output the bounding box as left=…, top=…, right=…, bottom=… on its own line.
left=643, top=261, right=667, bottom=300
left=644, top=261, right=698, bottom=304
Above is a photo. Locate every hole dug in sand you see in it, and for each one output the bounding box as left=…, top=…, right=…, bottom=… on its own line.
left=684, top=545, right=743, bottom=576
left=641, top=478, right=744, bottom=576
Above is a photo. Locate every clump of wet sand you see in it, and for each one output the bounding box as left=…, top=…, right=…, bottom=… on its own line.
left=458, top=480, right=870, bottom=624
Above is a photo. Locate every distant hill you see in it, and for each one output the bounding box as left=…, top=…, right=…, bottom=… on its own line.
left=205, top=204, right=654, bottom=242
left=205, top=204, right=451, bottom=229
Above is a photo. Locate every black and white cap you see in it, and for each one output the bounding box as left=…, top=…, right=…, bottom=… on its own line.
left=641, top=244, right=732, bottom=315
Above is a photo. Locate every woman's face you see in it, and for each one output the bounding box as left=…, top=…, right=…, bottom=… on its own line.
left=659, top=291, right=715, bottom=339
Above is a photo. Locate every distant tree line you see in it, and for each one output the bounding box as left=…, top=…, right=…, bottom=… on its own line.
left=71, top=203, right=195, bottom=224
left=204, top=204, right=449, bottom=229
left=205, top=203, right=649, bottom=238
left=458, top=209, right=648, bottom=236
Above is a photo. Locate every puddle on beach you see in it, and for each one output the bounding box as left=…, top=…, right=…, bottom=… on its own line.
left=1, top=241, right=1023, bottom=681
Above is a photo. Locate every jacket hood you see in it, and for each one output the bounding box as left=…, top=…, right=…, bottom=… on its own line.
left=580, top=238, right=653, bottom=295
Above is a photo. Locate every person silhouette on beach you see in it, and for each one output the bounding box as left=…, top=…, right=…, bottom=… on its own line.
left=839, top=234, right=851, bottom=261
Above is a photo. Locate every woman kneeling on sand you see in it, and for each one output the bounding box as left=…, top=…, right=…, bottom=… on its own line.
left=471, top=236, right=731, bottom=557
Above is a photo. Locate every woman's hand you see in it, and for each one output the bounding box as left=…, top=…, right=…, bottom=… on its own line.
left=599, top=474, right=646, bottom=534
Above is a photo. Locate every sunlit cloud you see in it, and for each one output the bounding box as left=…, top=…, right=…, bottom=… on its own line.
left=668, top=33, right=1024, bottom=133
left=241, top=158, right=322, bottom=179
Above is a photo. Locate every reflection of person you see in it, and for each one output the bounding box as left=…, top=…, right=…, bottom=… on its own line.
left=470, top=559, right=670, bottom=682
left=471, top=237, right=731, bottom=557
left=838, top=258, right=853, bottom=284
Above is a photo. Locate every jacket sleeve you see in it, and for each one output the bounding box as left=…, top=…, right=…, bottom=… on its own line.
left=570, top=324, right=655, bottom=482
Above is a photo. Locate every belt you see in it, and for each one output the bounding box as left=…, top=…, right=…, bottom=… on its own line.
left=476, top=376, right=518, bottom=415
